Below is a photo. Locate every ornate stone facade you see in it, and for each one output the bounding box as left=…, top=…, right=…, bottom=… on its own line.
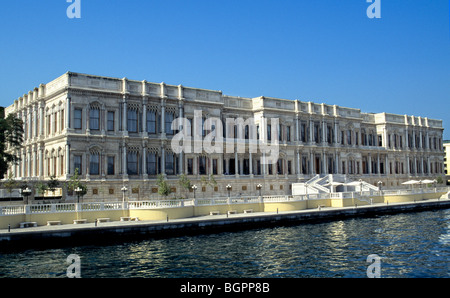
left=4, top=72, right=445, bottom=201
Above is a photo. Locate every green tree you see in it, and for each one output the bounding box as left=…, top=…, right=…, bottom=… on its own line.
left=178, top=174, right=191, bottom=199
left=0, top=109, right=24, bottom=179
left=200, top=174, right=217, bottom=197
left=47, top=175, right=60, bottom=195
left=35, top=182, right=48, bottom=196
left=66, top=168, right=87, bottom=197
left=157, top=174, right=171, bottom=198
left=3, top=172, right=18, bottom=202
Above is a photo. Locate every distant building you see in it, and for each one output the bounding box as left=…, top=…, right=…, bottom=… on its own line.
left=3, top=72, right=446, bottom=201
left=444, top=141, right=450, bottom=182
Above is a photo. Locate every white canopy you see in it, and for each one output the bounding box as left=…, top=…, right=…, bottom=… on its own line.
left=402, top=180, right=420, bottom=185
left=421, top=179, right=436, bottom=184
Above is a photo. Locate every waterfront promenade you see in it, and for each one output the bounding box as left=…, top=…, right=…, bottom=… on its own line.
left=1, top=191, right=449, bottom=249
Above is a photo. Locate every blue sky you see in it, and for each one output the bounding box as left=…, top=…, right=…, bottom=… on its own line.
left=1, top=0, right=449, bottom=138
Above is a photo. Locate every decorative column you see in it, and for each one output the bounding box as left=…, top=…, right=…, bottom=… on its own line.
left=142, top=97, right=147, bottom=136
left=161, top=145, right=166, bottom=175
left=122, top=96, right=128, bottom=135
left=235, top=151, right=239, bottom=177
left=142, top=141, right=148, bottom=179
left=39, top=146, right=44, bottom=178
left=65, top=96, right=71, bottom=131
left=249, top=151, right=253, bottom=177
left=122, top=143, right=128, bottom=180
left=39, top=102, right=44, bottom=137
left=178, top=101, right=184, bottom=174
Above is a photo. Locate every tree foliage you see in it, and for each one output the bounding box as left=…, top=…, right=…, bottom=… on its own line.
left=0, top=109, right=24, bottom=179
left=178, top=174, right=191, bottom=199
left=157, top=174, right=171, bottom=197
left=66, top=168, right=87, bottom=196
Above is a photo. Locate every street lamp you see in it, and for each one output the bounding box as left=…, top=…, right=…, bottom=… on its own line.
left=256, top=184, right=262, bottom=197
left=192, top=185, right=198, bottom=199
left=75, top=187, right=83, bottom=203
left=226, top=184, right=232, bottom=199
left=359, top=179, right=363, bottom=196
left=377, top=181, right=383, bottom=195
left=121, top=186, right=128, bottom=204
left=21, top=187, right=32, bottom=205
left=226, top=184, right=232, bottom=204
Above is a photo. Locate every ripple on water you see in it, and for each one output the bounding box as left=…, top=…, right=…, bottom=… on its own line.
left=0, top=209, right=449, bottom=278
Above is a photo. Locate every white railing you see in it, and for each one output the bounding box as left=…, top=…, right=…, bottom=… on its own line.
left=1, top=187, right=448, bottom=217
left=128, top=200, right=186, bottom=209
left=0, top=205, right=25, bottom=216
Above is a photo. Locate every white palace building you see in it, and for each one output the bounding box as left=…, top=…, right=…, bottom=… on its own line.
left=3, top=72, right=445, bottom=201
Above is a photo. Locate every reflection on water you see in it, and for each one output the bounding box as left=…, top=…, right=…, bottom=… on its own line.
left=0, top=209, right=449, bottom=278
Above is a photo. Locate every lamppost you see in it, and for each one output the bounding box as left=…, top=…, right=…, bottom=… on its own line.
left=256, top=184, right=262, bottom=197
left=359, top=179, right=363, bottom=196
left=21, top=187, right=32, bottom=205
left=192, top=185, right=198, bottom=200
left=226, top=184, right=232, bottom=204
left=226, top=184, right=232, bottom=199
left=433, top=179, right=437, bottom=196
left=377, top=181, right=383, bottom=195
left=121, top=186, right=128, bottom=204
left=75, top=187, right=83, bottom=203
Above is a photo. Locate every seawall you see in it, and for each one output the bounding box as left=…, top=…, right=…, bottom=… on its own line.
left=1, top=199, right=449, bottom=250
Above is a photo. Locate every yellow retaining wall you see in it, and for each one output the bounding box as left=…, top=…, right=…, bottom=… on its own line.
left=264, top=201, right=306, bottom=212
left=130, top=207, right=194, bottom=221
left=0, top=215, right=24, bottom=229
left=384, top=192, right=446, bottom=204
left=0, top=210, right=129, bottom=229
left=194, top=203, right=263, bottom=217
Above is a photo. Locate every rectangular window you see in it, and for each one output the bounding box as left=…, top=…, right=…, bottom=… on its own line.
left=60, top=109, right=64, bottom=131
left=165, top=112, right=174, bottom=135
left=90, top=154, right=99, bottom=175
left=74, top=109, right=82, bottom=129
left=301, top=123, right=306, bottom=142
left=277, top=159, right=283, bottom=174
left=147, top=153, right=157, bottom=175
left=127, top=152, right=138, bottom=175
left=286, top=126, right=291, bottom=142
left=128, top=109, right=138, bottom=133
left=278, top=124, right=282, bottom=141
left=107, top=156, right=115, bottom=175
left=267, top=124, right=271, bottom=141
left=90, top=109, right=100, bottom=130
left=53, top=113, right=57, bottom=133
left=165, top=154, right=174, bottom=175
left=199, top=156, right=206, bottom=175
left=147, top=110, right=157, bottom=134
left=213, top=159, right=218, bottom=175
left=187, top=158, right=193, bottom=175
left=74, top=155, right=82, bottom=174
left=107, top=111, right=115, bottom=131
